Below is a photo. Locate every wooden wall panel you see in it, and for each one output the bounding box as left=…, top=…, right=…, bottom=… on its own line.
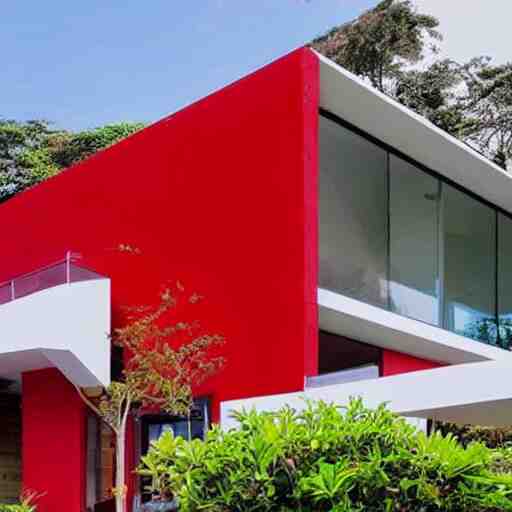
left=0, top=394, right=21, bottom=503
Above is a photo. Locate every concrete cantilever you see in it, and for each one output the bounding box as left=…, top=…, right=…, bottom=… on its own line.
left=0, top=279, right=111, bottom=387
left=221, top=360, right=512, bottom=429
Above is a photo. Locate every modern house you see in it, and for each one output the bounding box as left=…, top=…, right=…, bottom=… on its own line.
left=2, top=47, right=512, bottom=512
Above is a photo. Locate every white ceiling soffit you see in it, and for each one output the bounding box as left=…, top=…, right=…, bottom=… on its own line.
left=221, top=360, right=512, bottom=428
left=315, top=51, right=512, bottom=215
left=0, top=280, right=111, bottom=388
left=318, top=288, right=512, bottom=366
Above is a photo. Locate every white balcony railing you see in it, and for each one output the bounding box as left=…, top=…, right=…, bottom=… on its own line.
left=0, top=252, right=110, bottom=388
left=0, top=252, right=103, bottom=305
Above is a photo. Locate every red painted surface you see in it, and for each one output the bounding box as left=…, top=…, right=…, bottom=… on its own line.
left=381, top=349, right=443, bottom=376
left=22, top=369, right=86, bottom=512
left=1, top=48, right=320, bottom=508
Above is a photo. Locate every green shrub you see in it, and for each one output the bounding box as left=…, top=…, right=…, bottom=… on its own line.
left=0, top=501, right=36, bottom=512
left=438, top=422, right=512, bottom=449
left=0, top=505, right=32, bottom=512
left=138, top=399, right=512, bottom=511
left=0, top=490, right=40, bottom=512
left=490, top=447, right=512, bottom=475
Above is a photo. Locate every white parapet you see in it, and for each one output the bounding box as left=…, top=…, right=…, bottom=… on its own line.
left=318, top=288, right=512, bottom=365
left=221, top=360, right=512, bottom=429
left=0, top=279, right=111, bottom=387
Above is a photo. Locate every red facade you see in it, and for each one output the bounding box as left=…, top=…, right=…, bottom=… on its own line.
left=0, top=48, right=438, bottom=511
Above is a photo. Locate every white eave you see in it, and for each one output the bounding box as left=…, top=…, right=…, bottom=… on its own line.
left=315, top=51, right=512, bottom=215
left=221, top=360, right=512, bottom=428
left=318, top=288, right=512, bottom=366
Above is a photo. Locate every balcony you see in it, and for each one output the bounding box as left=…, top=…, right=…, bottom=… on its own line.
left=0, top=255, right=110, bottom=388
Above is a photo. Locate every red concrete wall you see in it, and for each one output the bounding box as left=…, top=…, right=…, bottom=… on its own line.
left=22, top=369, right=86, bottom=512
left=1, top=48, right=319, bottom=507
left=381, top=349, right=442, bottom=376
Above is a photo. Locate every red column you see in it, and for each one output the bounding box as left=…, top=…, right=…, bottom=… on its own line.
left=22, top=368, right=86, bottom=512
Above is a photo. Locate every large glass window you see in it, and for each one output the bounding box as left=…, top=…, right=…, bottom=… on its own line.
left=319, top=112, right=512, bottom=350
left=389, top=156, right=440, bottom=325
left=498, top=214, right=512, bottom=349
left=319, top=116, right=388, bottom=308
left=442, top=185, right=497, bottom=343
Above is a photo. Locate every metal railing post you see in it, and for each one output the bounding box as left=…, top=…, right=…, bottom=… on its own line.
left=66, top=250, right=71, bottom=284
left=10, top=280, right=15, bottom=301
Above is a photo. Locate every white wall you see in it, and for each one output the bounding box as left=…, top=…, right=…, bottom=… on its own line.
left=0, top=280, right=111, bottom=387
left=221, top=360, right=512, bottom=429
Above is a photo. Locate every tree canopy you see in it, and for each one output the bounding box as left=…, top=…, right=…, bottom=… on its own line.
left=312, top=0, right=441, bottom=92
left=2, top=0, right=511, bottom=201
left=0, top=120, right=145, bottom=202
left=312, top=0, right=512, bottom=171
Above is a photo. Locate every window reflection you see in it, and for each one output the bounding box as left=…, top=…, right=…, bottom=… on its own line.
left=389, top=156, right=439, bottom=325
left=319, top=116, right=388, bottom=308
left=442, top=185, right=497, bottom=344
left=319, top=112, right=510, bottom=350
left=498, top=214, right=512, bottom=349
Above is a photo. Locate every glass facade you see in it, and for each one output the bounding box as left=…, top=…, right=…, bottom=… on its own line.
left=319, top=113, right=512, bottom=350
left=319, top=115, right=388, bottom=308
left=389, top=155, right=439, bottom=324
left=498, top=214, right=512, bottom=348
left=442, top=185, right=497, bottom=343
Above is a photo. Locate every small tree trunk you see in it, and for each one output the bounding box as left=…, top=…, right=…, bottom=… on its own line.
left=115, top=430, right=126, bottom=512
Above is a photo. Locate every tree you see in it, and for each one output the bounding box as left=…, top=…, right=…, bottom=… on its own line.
left=77, top=273, right=224, bottom=512
left=311, top=0, right=441, bottom=92
left=49, top=122, right=146, bottom=169
left=460, top=58, right=512, bottom=171
left=0, top=120, right=61, bottom=200
left=393, top=59, right=470, bottom=136
left=0, top=121, right=145, bottom=202
left=311, top=1, right=512, bottom=171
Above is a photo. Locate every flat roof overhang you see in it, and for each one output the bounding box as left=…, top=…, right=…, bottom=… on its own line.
left=315, top=51, right=512, bottom=216
left=318, top=288, right=512, bottom=366
left=221, top=360, right=512, bottom=428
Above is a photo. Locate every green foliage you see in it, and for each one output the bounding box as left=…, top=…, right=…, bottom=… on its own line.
left=0, top=505, right=33, bottom=512
left=138, top=399, right=512, bottom=511
left=49, top=122, right=145, bottom=168
left=393, top=59, right=470, bottom=137
left=490, top=448, right=512, bottom=474
left=460, top=58, right=512, bottom=170
left=0, top=490, right=40, bottom=512
left=312, top=0, right=441, bottom=91
left=438, top=422, right=512, bottom=449
left=0, top=119, right=59, bottom=199
left=312, top=1, right=512, bottom=171
left=0, top=120, right=145, bottom=201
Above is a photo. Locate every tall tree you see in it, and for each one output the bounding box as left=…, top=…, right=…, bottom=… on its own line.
left=78, top=270, right=224, bottom=512
left=312, top=0, right=441, bottom=92
left=0, top=120, right=61, bottom=200
left=392, top=59, right=469, bottom=136
left=0, top=121, right=145, bottom=202
left=50, top=122, right=146, bottom=168
left=461, top=58, right=512, bottom=170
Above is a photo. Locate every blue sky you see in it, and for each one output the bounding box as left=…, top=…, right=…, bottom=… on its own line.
left=2, top=1, right=375, bottom=131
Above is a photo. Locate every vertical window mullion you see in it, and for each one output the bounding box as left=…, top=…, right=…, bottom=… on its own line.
left=437, top=181, right=445, bottom=329
left=387, top=151, right=391, bottom=312
left=496, top=211, right=500, bottom=347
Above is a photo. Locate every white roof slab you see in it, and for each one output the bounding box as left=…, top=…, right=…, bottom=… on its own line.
left=316, top=51, right=512, bottom=215
left=0, top=280, right=111, bottom=387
